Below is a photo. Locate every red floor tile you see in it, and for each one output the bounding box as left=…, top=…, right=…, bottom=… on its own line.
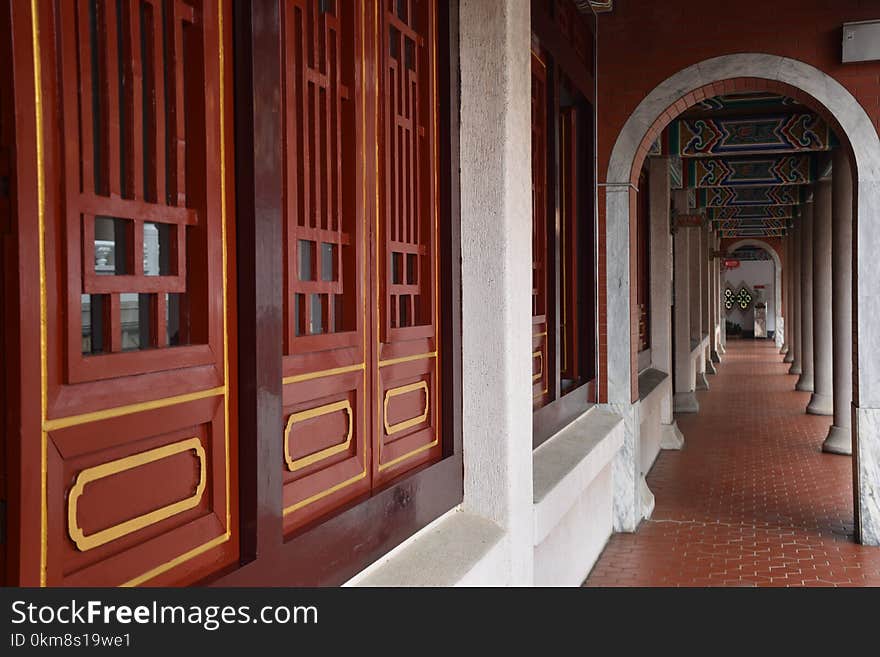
left=583, top=339, right=880, bottom=588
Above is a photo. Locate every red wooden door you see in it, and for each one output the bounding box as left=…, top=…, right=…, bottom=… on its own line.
left=0, top=0, right=13, bottom=587
left=11, top=0, right=236, bottom=586
left=281, top=0, right=442, bottom=534
left=531, top=49, right=549, bottom=408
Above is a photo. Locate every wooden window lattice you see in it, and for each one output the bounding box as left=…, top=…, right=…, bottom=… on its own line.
left=61, top=0, right=204, bottom=366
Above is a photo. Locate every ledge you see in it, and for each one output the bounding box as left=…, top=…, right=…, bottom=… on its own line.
left=638, top=368, right=669, bottom=402
left=533, top=406, right=624, bottom=546
left=350, top=510, right=505, bottom=587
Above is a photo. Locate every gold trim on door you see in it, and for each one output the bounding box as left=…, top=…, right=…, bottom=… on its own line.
left=284, top=399, right=354, bottom=472
left=67, top=437, right=207, bottom=552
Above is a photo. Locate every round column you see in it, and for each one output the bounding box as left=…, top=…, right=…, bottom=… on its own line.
left=823, top=150, right=854, bottom=453
left=796, top=201, right=814, bottom=391
left=788, top=222, right=802, bottom=372
left=781, top=235, right=791, bottom=355
left=808, top=179, right=833, bottom=415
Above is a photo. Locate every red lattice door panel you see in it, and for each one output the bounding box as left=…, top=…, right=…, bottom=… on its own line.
left=281, top=0, right=369, bottom=532
left=374, top=0, right=441, bottom=487
left=560, top=106, right=579, bottom=383
left=531, top=49, right=549, bottom=408
left=21, top=0, right=236, bottom=586
left=282, top=0, right=442, bottom=532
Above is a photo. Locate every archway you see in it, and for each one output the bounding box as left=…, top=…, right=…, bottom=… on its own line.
left=604, top=54, right=880, bottom=544
left=725, top=239, right=784, bottom=348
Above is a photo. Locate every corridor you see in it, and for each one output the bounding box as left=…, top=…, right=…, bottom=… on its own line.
left=584, top=339, right=880, bottom=587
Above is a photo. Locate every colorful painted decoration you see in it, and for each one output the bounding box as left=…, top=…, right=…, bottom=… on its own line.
left=708, top=206, right=794, bottom=220
left=724, top=285, right=755, bottom=312
left=670, top=114, right=831, bottom=157
left=695, top=93, right=797, bottom=112
left=698, top=185, right=803, bottom=207
left=685, top=155, right=813, bottom=188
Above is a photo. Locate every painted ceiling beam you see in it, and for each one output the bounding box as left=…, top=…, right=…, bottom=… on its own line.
left=708, top=205, right=796, bottom=220
left=698, top=185, right=805, bottom=207
left=669, top=113, right=833, bottom=157
left=685, top=154, right=814, bottom=188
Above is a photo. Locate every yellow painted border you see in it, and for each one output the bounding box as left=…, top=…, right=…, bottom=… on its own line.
left=30, top=0, right=49, bottom=586
left=282, top=362, right=364, bottom=385
left=43, top=386, right=225, bottom=432
left=68, top=437, right=207, bottom=552
left=284, top=400, right=353, bottom=471
left=532, top=350, right=543, bottom=382
left=382, top=380, right=429, bottom=435
left=378, top=351, right=436, bottom=368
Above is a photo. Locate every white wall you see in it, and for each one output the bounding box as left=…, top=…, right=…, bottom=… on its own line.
left=723, top=260, right=775, bottom=333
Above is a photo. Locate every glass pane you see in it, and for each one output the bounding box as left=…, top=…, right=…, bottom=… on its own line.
left=392, top=252, right=403, bottom=284
left=94, top=216, right=130, bottom=275
left=399, top=295, right=409, bottom=327
left=294, top=293, right=304, bottom=337
left=81, top=293, right=106, bottom=355
left=310, top=293, right=324, bottom=334
left=167, top=292, right=181, bottom=346
left=334, top=294, right=344, bottom=333
left=406, top=253, right=417, bottom=284
left=120, top=293, right=139, bottom=350
left=321, top=242, right=336, bottom=281
left=298, top=240, right=314, bottom=281
left=143, top=222, right=172, bottom=275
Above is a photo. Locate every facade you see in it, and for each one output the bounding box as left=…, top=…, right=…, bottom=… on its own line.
left=0, top=0, right=878, bottom=587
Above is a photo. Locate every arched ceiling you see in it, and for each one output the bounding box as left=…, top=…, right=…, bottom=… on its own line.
left=649, top=92, right=836, bottom=238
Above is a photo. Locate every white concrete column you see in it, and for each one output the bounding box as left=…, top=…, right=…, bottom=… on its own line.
left=649, top=158, right=684, bottom=449
left=711, top=233, right=722, bottom=363
left=673, top=207, right=698, bottom=414
left=782, top=234, right=793, bottom=359
left=808, top=179, right=834, bottom=415
left=692, top=226, right=709, bottom=390
left=796, top=200, right=815, bottom=392
left=824, top=150, right=853, bottom=453
left=607, top=183, right=654, bottom=533
left=704, top=228, right=717, bottom=375
left=459, top=0, right=533, bottom=584
left=788, top=224, right=801, bottom=371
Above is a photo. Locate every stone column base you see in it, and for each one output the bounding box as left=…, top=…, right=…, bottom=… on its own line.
left=706, top=359, right=717, bottom=375
left=796, top=373, right=814, bottom=392
left=711, top=350, right=721, bottom=363
left=696, top=372, right=710, bottom=391
left=780, top=344, right=789, bottom=355
left=784, top=351, right=795, bottom=363
left=718, top=342, right=726, bottom=354
left=673, top=392, right=699, bottom=414
left=822, top=424, right=852, bottom=455
left=807, top=392, right=834, bottom=416
left=661, top=422, right=685, bottom=449
left=640, top=476, right=655, bottom=522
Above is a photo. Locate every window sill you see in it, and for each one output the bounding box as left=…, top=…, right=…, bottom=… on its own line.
left=532, top=406, right=624, bottom=545
left=638, top=368, right=668, bottom=402
left=346, top=509, right=505, bottom=587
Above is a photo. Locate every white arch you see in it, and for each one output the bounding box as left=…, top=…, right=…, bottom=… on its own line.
left=603, top=54, right=880, bottom=544
left=726, top=239, right=784, bottom=347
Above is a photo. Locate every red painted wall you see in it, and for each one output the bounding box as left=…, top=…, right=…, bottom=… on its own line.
left=594, top=0, right=879, bottom=400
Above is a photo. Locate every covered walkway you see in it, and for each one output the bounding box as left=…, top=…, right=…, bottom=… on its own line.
left=584, top=340, right=880, bottom=587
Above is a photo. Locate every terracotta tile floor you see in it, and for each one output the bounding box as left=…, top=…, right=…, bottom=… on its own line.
left=584, top=339, right=880, bottom=587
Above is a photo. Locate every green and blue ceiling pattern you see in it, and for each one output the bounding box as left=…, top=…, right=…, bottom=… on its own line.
left=644, top=92, right=839, bottom=237
left=669, top=114, right=833, bottom=157
left=698, top=185, right=805, bottom=208
left=685, top=155, right=814, bottom=188
left=695, top=93, right=797, bottom=112
left=708, top=206, right=795, bottom=220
